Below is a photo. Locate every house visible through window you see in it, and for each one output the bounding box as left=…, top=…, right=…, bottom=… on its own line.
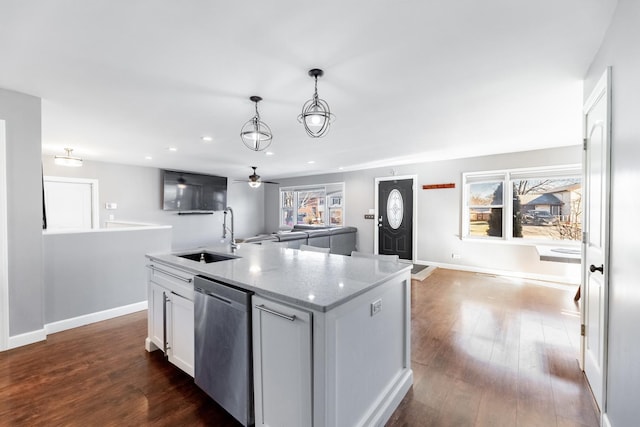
left=463, top=166, right=582, bottom=242
left=280, top=183, right=344, bottom=227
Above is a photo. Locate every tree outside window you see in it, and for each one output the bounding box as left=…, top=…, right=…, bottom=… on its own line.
left=513, top=178, right=582, bottom=241
left=468, top=181, right=503, bottom=238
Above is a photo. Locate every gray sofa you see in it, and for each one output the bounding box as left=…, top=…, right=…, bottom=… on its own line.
left=243, top=225, right=357, bottom=255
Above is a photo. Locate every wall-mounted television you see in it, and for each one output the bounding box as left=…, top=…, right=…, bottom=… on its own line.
left=162, top=169, right=227, bottom=212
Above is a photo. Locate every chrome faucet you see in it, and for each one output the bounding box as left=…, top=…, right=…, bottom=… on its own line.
left=223, top=207, right=237, bottom=252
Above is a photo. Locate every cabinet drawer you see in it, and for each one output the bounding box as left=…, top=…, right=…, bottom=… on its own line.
left=147, top=262, right=194, bottom=300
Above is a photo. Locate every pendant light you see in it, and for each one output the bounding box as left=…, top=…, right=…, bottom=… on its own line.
left=298, top=68, right=335, bottom=138
left=240, top=96, right=272, bottom=151
left=54, top=148, right=83, bottom=167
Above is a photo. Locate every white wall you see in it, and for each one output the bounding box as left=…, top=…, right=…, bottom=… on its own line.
left=0, top=88, right=44, bottom=338
left=266, top=146, right=582, bottom=282
left=584, top=1, right=640, bottom=425
left=42, top=157, right=265, bottom=250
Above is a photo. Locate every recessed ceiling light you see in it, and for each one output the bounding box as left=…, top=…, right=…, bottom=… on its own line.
left=144, top=156, right=153, bottom=160
left=201, top=136, right=213, bottom=142
left=265, top=151, right=274, bottom=156
left=338, top=167, right=344, bottom=170
left=307, top=160, right=315, bottom=164
left=168, top=147, right=178, bottom=152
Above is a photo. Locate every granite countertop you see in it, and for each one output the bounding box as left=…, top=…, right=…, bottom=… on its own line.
left=147, top=243, right=411, bottom=312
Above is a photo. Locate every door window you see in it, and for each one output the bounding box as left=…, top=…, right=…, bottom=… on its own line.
left=386, top=189, right=403, bottom=229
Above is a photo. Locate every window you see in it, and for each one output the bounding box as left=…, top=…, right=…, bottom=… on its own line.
left=280, top=183, right=344, bottom=227
left=463, top=166, right=582, bottom=242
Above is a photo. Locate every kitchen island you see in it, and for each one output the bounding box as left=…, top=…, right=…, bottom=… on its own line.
left=145, top=243, right=412, bottom=427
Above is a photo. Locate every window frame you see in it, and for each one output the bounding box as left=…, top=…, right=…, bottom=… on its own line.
left=462, top=165, right=582, bottom=245
left=279, top=182, right=345, bottom=228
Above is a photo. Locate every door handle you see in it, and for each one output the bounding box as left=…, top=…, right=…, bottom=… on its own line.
left=378, top=216, right=383, bottom=228
left=147, top=265, right=193, bottom=283
left=255, top=304, right=296, bottom=322
left=589, top=264, right=604, bottom=274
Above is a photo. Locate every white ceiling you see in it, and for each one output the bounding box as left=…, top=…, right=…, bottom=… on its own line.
left=0, top=0, right=617, bottom=181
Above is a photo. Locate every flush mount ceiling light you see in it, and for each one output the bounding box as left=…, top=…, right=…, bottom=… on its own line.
left=54, top=148, right=83, bottom=167
left=298, top=68, right=335, bottom=138
left=240, top=96, right=272, bottom=151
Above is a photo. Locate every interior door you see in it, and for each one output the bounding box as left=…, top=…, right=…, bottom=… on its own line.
left=582, top=68, right=611, bottom=412
left=376, top=177, right=414, bottom=261
left=43, top=178, right=96, bottom=230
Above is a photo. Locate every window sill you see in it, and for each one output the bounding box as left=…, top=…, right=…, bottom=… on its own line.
left=461, top=236, right=581, bottom=248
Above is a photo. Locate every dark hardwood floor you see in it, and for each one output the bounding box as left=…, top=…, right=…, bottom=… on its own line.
left=0, top=269, right=598, bottom=426
left=388, top=269, right=599, bottom=427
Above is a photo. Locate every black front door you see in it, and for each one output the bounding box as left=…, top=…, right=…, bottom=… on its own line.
left=378, top=178, right=413, bottom=260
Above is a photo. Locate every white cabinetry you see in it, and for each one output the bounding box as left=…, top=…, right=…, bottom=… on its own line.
left=252, top=295, right=313, bottom=427
left=148, top=281, right=166, bottom=351
left=166, top=290, right=194, bottom=375
left=146, top=262, right=195, bottom=377
left=253, top=271, right=412, bottom=427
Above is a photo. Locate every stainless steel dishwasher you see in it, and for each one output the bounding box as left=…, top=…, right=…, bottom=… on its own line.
left=194, top=275, right=254, bottom=426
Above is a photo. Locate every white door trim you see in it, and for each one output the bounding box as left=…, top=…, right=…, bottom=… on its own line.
left=374, top=175, right=418, bottom=261
left=0, top=120, right=8, bottom=351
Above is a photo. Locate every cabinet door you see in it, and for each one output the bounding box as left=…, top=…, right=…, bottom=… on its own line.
left=167, top=291, right=195, bottom=377
left=252, top=296, right=312, bottom=427
left=148, top=282, right=166, bottom=351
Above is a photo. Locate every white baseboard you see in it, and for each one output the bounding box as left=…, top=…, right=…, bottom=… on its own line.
left=45, top=301, right=148, bottom=335
left=362, top=369, right=413, bottom=427
left=5, top=301, right=148, bottom=351
left=145, top=337, right=160, bottom=353
left=417, top=259, right=580, bottom=285
left=7, top=328, right=47, bottom=349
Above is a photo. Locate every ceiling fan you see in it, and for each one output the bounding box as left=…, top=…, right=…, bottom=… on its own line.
left=233, top=166, right=279, bottom=188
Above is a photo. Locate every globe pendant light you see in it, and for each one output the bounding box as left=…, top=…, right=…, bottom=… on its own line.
left=298, top=68, right=335, bottom=138
left=240, top=96, right=272, bottom=151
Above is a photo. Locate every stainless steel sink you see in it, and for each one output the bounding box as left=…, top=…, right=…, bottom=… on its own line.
left=178, top=251, right=239, bottom=263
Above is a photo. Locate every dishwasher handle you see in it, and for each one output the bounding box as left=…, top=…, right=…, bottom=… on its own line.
left=255, top=304, right=296, bottom=322
left=196, top=287, right=232, bottom=305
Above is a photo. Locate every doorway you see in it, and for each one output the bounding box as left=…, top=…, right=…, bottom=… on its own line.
left=375, top=175, right=417, bottom=261
left=43, top=176, right=99, bottom=230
